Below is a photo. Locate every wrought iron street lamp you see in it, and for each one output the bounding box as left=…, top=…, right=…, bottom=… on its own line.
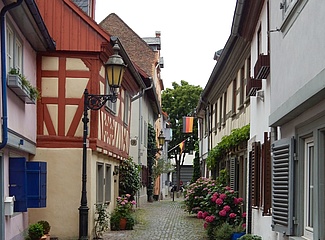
left=79, top=43, right=126, bottom=240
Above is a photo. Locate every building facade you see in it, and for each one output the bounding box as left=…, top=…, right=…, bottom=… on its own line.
left=0, top=0, right=56, bottom=239
left=27, top=0, right=144, bottom=239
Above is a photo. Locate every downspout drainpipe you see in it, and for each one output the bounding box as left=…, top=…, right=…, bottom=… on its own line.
left=0, top=1, right=24, bottom=239
left=131, top=78, right=154, bottom=207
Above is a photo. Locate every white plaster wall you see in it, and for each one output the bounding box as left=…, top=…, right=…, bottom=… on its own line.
left=249, top=2, right=275, bottom=238
left=270, top=0, right=325, bottom=113
left=129, top=92, right=157, bottom=204
left=7, top=27, right=38, bottom=142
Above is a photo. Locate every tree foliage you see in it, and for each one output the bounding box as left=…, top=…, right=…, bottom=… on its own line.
left=162, top=80, right=202, bottom=188
left=162, top=80, right=202, bottom=155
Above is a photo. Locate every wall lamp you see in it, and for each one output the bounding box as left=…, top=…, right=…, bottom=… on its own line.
left=157, top=130, right=165, bottom=151
left=79, top=43, right=127, bottom=240
left=113, top=166, right=119, bottom=176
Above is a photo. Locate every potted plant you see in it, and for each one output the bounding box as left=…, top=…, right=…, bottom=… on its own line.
left=238, top=234, right=262, bottom=240
left=94, top=203, right=109, bottom=239
left=7, top=68, right=40, bottom=103
left=26, top=223, right=44, bottom=240
left=110, top=194, right=136, bottom=231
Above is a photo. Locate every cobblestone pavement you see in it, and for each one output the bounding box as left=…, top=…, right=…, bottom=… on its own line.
left=102, top=196, right=208, bottom=240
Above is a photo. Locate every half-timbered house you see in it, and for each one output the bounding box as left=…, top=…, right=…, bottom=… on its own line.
left=28, top=0, right=145, bottom=238
left=0, top=1, right=55, bottom=239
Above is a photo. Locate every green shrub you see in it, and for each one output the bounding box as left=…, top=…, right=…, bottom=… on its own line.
left=239, top=234, right=262, bottom=240
left=213, top=222, right=234, bottom=240
left=37, top=220, right=50, bottom=234
left=27, top=223, right=44, bottom=240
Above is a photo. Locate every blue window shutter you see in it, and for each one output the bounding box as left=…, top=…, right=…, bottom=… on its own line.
left=26, top=162, right=47, bottom=208
left=271, top=137, right=295, bottom=235
left=9, top=157, right=27, bottom=212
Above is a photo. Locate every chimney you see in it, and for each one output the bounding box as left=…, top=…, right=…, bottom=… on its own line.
left=155, top=31, right=161, bottom=38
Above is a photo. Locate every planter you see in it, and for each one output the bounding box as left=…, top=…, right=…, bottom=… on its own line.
left=231, top=232, right=245, bottom=240
left=119, top=218, right=127, bottom=230
left=7, top=74, right=36, bottom=104
left=40, top=234, right=50, bottom=240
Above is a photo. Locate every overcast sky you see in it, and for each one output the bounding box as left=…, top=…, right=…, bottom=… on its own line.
left=95, top=1, right=237, bottom=89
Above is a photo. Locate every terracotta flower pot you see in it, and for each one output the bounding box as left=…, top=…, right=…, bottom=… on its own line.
left=119, top=218, right=127, bottom=230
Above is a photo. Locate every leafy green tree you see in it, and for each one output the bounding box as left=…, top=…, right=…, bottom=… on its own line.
left=162, top=80, right=202, bottom=190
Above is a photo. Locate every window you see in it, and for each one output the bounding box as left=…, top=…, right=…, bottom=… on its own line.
left=240, top=66, right=245, bottom=105
left=304, top=138, right=314, bottom=239
left=219, top=97, right=222, bottom=129
left=257, top=26, right=262, bottom=56
left=97, top=163, right=104, bottom=203
left=73, top=0, right=93, bottom=16
left=105, top=164, right=112, bottom=202
left=205, top=107, right=209, bottom=135
left=106, top=86, right=117, bottom=113
left=283, top=0, right=297, bottom=12
left=144, top=121, right=148, bottom=146
left=222, top=91, right=227, bottom=126
left=214, top=103, right=218, bottom=134
left=123, top=93, right=130, bottom=125
left=6, top=23, right=22, bottom=74
left=232, top=79, right=237, bottom=115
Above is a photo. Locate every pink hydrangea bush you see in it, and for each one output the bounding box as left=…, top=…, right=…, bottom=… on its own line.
left=184, top=177, right=217, bottom=214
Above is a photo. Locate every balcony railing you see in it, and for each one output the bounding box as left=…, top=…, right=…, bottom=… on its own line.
left=254, top=54, right=270, bottom=79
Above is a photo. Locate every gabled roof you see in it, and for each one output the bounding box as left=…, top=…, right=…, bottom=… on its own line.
left=35, top=0, right=112, bottom=52
left=34, top=0, right=145, bottom=92
left=100, top=13, right=161, bottom=115
left=99, top=13, right=158, bottom=77
left=4, top=0, right=55, bottom=51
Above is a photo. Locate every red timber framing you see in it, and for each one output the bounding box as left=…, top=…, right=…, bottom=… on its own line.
left=36, top=52, right=133, bottom=159
left=34, top=0, right=142, bottom=159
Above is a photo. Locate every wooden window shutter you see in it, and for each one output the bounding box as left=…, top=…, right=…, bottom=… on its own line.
left=271, top=137, right=294, bottom=236
left=251, top=141, right=261, bottom=207
left=26, top=162, right=47, bottom=208
left=9, top=157, right=28, bottom=212
left=262, top=132, right=272, bottom=215
left=230, top=157, right=236, bottom=190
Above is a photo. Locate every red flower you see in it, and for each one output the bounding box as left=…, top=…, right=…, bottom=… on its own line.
left=219, top=193, right=227, bottom=200
left=219, top=210, right=227, bottom=217
left=223, top=205, right=231, bottom=212
left=229, top=213, right=237, bottom=218
left=215, top=198, right=223, bottom=205
left=205, top=215, right=215, bottom=223
left=242, top=212, right=247, bottom=218
left=197, top=211, right=203, bottom=219
left=203, top=222, right=208, bottom=229
left=202, top=211, right=209, bottom=219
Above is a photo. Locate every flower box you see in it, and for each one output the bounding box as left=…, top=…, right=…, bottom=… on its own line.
left=7, top=74, right=36, bottom=104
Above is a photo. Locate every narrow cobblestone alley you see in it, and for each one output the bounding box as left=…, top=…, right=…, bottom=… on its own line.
left=102, top=197, right=208, bottom=240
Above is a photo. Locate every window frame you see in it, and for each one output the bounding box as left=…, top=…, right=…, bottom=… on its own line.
left=6, top=23, right=23, bottom=74
left=303, top=137, right=314, bottom=239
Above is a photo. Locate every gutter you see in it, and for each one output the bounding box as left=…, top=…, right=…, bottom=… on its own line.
left=0, top=0, right=24, bottom=150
